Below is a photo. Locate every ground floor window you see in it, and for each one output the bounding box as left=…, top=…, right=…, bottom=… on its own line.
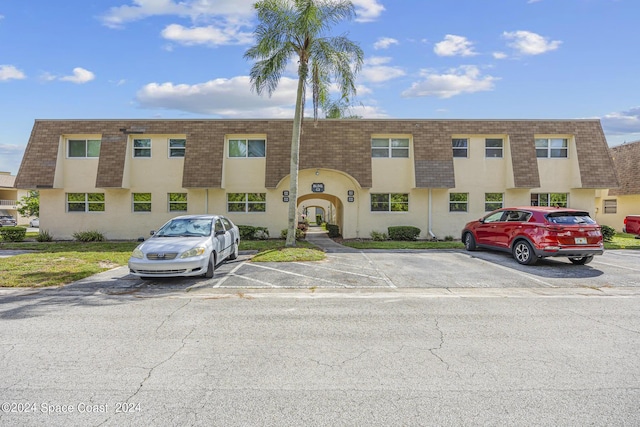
left=449, top=193, right=468, bottom=212
left=485, top=193, right=504, bottom=211
left=168, top=193, right=187, bottom=212
left=531, top=193, right=568, bottom=207
left=227, top=193, right=266, bottom=212
left=132, top=193, right=152, bottom=212
left=67, top=193, right=105, bottom=212
left=603, top=199, right=617, bottom=214
left=370, top=193, right=409, bottom=212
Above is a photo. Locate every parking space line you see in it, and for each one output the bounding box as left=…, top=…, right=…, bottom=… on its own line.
left=292, top=261, right=389, bottom=282
left=226, top=273, right=281, bottom=288
left=591, top=260, right=640, bottom=272
left=358, top=252, right=397, bottom=289
left=211, top=260, right=247, bottom=288
left=246, top=263, right=356, bottom=288
left=463, top=253, right=557, bottom=288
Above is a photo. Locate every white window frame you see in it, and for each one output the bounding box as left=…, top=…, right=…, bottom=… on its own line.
left=531, top=193, right=568, bottom=208
left=371, top=138, right=410, bottom=158
left=370, top=193, right=409, bottom=212
left=603, top=199, right=617, bottom=214
left=485, top=138, right=503, bottom=158
left=485, top=193, right=504, bottom=212
left=535, top=138, right=568, bottom=158
left=133, top=139, right=152, bottom=158
left=449, top=193, right=469, bottom=212
left=132, top=193, right=152, bottom=213
left=168, top=193, right=188, bottom=212
left=228, top=139, right=266, bottom=158
left=67, top=139, right=101, bottom=158
left=227, top=193, right=267, bottom=213
left=66, top=193, right=105, bottom=213
left=168, top=139, right=186, bottom=158
left=452, top=138, right=468, bottom=158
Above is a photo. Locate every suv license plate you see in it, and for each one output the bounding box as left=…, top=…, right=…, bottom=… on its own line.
left=575, top=237, right=587, bottom=244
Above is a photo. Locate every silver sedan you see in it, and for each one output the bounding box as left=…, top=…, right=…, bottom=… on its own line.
left=128, top=214, right=240, bottom=279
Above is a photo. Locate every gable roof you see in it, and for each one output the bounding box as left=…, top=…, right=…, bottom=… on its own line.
left=608, top=140, right=640, bottom=196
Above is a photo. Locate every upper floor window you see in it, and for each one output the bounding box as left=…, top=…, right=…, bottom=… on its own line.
left=229, top=139, right=266, bottom=158
left=449, top=193, right=468, bottom=212
left=370, top=193, right=409, bottom=212
left=132, top=193, right=152, bottom=212
left=227, top=193, right=266, bottom=212
left=67, top=193, right=105, bottom=212
left=485, top=139, right=503, bottom=158
left=452, top=138, right=468, bottom=158
left=168, top=193, right=187, bottom=212
left=535, top=138, right=568, bottom=158
left=133, top=139, right=151, bottom=158
left=169, top=139, right=186, bottom=158
left=485, top=193, right=504, bottom=211
left=531, top=193, right=568, bottom=208
left=371, top=138, right=409, bottom=158
left=68, top=139, right=100, bottom=158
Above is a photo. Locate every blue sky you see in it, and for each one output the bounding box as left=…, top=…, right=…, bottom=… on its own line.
left=1, top=0, right=639, bottom=175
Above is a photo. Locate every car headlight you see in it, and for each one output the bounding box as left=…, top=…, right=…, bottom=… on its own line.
left=180, top=247, right=206, bottom=259
left=131, top=248, right=144, bottom=259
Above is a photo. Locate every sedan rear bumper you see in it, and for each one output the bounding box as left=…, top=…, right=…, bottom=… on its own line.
left=535, top=246, right=604, bottom=258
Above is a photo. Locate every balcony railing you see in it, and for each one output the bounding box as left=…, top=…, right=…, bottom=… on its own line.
left=0, top=199, right=17, bottom=209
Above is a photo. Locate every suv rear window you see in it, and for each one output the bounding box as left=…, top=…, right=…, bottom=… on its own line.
left=546, top=212, right=595, bottom=225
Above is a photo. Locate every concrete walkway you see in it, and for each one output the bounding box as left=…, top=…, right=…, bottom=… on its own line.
left=303, top=226, right=358, bottom=253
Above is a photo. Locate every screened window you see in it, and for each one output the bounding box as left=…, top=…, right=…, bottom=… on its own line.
left=452, top=138, right=468, bottom=158
left=133, top=139, right=151, bottom=158
left=168, top=193, right=187, bottom=212
left=169, top=139, right=186, bottom=158
left=485, top=138, right=503, bottom=158
left=603, top=199, right=617, bottom=214
left=536, top=138, right=568, bottom=158
left=67, top=193, right=105, bottom=212
left=132, top=193, right=152, bottom=212
left=485, top=193, right=504, bottom=211
left=370, top=193, right=409, bottom=212
left=229, top=139, right=266, bottom=158
left=68, top=139, right=101, bottom=158
left=449, top=193, right=469, bottom=212
left=371, top=138, right=410, bottom=158
left=227, top=193, right=266, bottom=212
left=531, top=193, right=568, bottom=208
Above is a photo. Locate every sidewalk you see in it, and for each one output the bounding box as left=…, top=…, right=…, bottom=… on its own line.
left=304, top=226, right=358, bottom=253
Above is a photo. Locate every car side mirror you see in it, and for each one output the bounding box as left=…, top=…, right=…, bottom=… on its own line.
left=479, top=218, right=485, bottom=223
left=150, top=230, right=155, bottom=236
left=215, top=229, right=225, bottom=236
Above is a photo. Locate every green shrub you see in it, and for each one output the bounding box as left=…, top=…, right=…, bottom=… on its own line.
left=601, top=225, right=616, bottom=242
left=370, top=230, right=388, bottom=241
left=326, top=224, right=340, bottom=238
left=0, top=226, right=27, bottom=242
left=315, top=214, right=322, bottom=224
left=388, top=226, right=421, bottom=241
left=37, top=229, right=53, bottom=242
left=72, top=230, right=105, bottom=242
left=238, top=225, right=270, bottom=240
left=444, top=235, right=454, bottom=242
left=280, top=228, right=305, bottom=240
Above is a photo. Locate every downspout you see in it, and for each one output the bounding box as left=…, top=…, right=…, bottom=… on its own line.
left=428, top=189, right=436, bottom=239
left=205, top=189, right=209, bottom=214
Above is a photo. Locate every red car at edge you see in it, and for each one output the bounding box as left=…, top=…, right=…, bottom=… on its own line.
left=461, top=206, right=604, bottom=265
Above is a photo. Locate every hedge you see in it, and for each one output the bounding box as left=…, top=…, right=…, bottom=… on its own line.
left=0, top=226, right=27, bottom=242
left=388, top=226, right=421, bottom=241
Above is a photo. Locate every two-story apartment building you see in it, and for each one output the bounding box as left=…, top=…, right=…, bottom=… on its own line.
left=15, top=119, right=618, bottom=240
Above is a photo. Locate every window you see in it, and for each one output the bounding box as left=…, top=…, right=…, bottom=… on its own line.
left=133, top=139, right=151, bottom=158
left=485, top=138, right=503, bottom=158
left=229, top=139, right=266, bottom=158
left=603, top=199, right=617, bottom=214
left=531, top=193, right=568, bottom=208
left=169, top=139, right=186, bottom=158
left=452, top=138, right=468, bottom=158
left=168, top=193, right=187, bottom=212
left=227, top=193, right=266, bottom=212
left=536, top=138, right=568, bottom=158
left=68, top=139, right=101, bottom=158
left=67, top=193, right=105, bottom=212
left=132, top=193, right=152, bottom=212
left=371, top=138, right=410, bottom=158
left=449, top=193, right=468, bottom=212
left=485, top=193, right=504, bottom=211
left=370, top=193, right=409, bottom=212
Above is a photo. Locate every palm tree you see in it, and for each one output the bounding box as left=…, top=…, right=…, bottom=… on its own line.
left=245, top=0, right=363, bottom=247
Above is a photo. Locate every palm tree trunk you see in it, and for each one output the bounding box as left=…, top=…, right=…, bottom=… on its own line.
left=285, top=73, right=306, bottom=247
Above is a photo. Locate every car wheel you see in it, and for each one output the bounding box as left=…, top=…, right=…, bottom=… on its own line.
left=229, top=242, right=239, bottom=260
left=204, top=253, right=216, bottom=278
left=569, top=255, right=594, bottom=265
left=512, top=240, right=537, bottom=265
left=463, top=232, right=477, bottom=251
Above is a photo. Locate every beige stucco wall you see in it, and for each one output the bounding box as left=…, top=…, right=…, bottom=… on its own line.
left=594, top=191, right=640, bottom=232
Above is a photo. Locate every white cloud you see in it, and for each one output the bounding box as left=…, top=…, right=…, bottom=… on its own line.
left=161, top=23, right=253, bottom=46
left=60, top=68, right=96, bottom=84
left=502, top=30, right=561, bottom=55
left=373, top=37, right=399, bottom=50
left=351, top=0, right=385, bottom=22
left=434, top=35, right=477, bottom=57
left=493, top=52, right=508, bottom=60
left=401, top=65, right=498, bottom=99
left=360, top=57, right=405, bottom=83
left=0, top=65, right=26, bottom=81
left=135, top=76, right=299, bottom=117
left=600, top=107, right=640, bottom=135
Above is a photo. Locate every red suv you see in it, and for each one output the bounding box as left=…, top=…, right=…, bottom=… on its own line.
left=461, top=207, right=604, bottom=265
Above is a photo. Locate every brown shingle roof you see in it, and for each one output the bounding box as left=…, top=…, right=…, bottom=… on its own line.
left=608, top=140, right=640, bottom=196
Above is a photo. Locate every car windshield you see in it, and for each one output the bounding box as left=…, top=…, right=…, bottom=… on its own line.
left=156, top=218, right=212, bottom=237
left=546, top=212, right=596, bottom=225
